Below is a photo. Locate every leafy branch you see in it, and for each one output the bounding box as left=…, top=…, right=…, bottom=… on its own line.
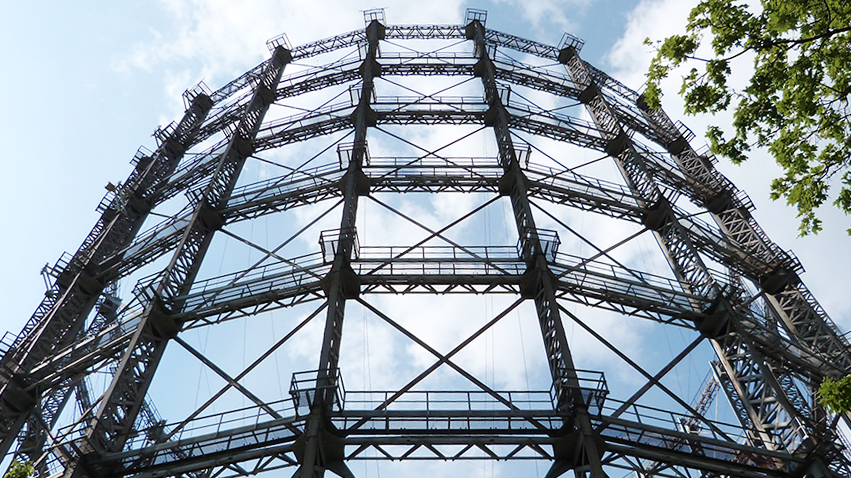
left=3, top=461, right=34, bottom=478
left=818, top=375, right=851, bottom=414
left=644, top=0, right=851, bottom=235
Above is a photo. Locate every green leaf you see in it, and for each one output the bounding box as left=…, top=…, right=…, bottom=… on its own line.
left=644, top=0, right=851, bottom=234
left=4, top=461, right=34, bottom=478
left=818, top=376, right=851, bottom=414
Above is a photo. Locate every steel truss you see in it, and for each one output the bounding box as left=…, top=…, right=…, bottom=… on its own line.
left=1, top=9, right=850, bottom=478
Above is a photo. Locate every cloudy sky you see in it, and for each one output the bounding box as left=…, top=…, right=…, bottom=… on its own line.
left=1, top=0, right=849, bottom=474
left=2, top=0, right=847, bottom=338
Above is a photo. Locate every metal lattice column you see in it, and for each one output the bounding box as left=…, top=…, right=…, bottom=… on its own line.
left=468, top=18, right=606, bottom=476
left=62, top=45, right=292, bottom=478
left=0, top=87, right=213, bottom=459
left=557, top=43, right=837, bottom=470
left=295, top=19, right=383, bottom=478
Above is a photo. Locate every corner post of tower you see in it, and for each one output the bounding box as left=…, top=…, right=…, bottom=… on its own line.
left=556, top=38, right=842, bottom=472
left=58, top=41, right=292, bottom=478
left=293, top=11, right=384, bottom=478
left=465, top=10, right=608, bottom=477
left=0, top=76, right=218, bottom=465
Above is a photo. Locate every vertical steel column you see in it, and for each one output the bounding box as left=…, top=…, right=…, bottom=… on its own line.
left=635, top=96, right=851, bottom=474
left=636, top=98, right=851, bottom=376
left=316, top=19, right=380, bottom=405
left=61, top=46, right=292, bottom=478
left=558, top=45, right=816, bottom=458
left=21, top=285, right=125, bottom=469
left=294, top=19, right=383, bottom=478
left=467, top=20, right=607, bottom=478
left=0, top=87, right=213, bottom=460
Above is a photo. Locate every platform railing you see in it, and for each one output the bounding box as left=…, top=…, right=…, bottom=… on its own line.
left=290, top=369, right=346, bottom=415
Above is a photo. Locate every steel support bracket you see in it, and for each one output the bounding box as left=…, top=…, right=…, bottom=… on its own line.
left=577, top=82, right=601, bottom=105
left=321, top=265, right=361, bottom=300
left=164, top=138, right=187, bottom=159
left=464, top=21, right=478, bottom=40
left=148, top=306, right=181, bottom=340
left=58, top=270, right=103, bottom=298
left=271, top=46, right=294, bottom=67
left=233, top=132, right=256, bottom=158
left=349, top=103, right=377, bottom=127
left=339, top=169, right=370, bottom=196
left=190, top=93, right=214, bottom=114
left=605, top=130, right=629, bottom=158
left=520, top=265, right=557, bottom=299
left=293, top=422, right=353, bottom=478
left=366, top=20, right=386, bottom=40
left=198, top=204, right=224, bottom=234
left=473, top=57, right=488, bottom=78
left=703, top=190, right=733, bottom=215
left=641, top=198, right=672, bottom=232
left=256, top=83, right=277, bottom=106
left=697, top=302, right=732, bottom=340
left=665, top=135, right=689, bottom=155
left=126, top=194, right=152, bottom=217
left=497, top=168, right=530, bottom=196
left=545, top=429, right=581, bottom=478
left=483, top=104, right=499, bottom=126
left=0, top=377, right=36, bottom=414
left=760, top=266, right=799, bottom=296
left=133, top=154, right=154, bottom=171
left=359, top=58, right=381, bottom=78
left=557, top=46, right=578, bottom=65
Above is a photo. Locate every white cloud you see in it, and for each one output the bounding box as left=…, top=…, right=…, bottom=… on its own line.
left=605, top=0, right=698, bottom=89
left=118, top=0, right=468, bottom=87
left=491, top=0, right=593, bottom=32
left=605, top=0, right=851, bottom=329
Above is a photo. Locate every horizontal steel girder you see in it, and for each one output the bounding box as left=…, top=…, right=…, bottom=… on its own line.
left=25, top=249, right=827, bottom=398
left=168, top=249, right=702, bottom=324
left=74, top=406, right=804, bottom=478
left=97, top=154, right=783, bottom=292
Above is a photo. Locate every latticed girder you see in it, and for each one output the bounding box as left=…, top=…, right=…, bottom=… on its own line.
left=0, top=81, right=213, bottom=461
left=467, top=18, right=608, bottom=473
left=57, top=47, right=294, bottom=471
left=91, top=141, right=782, bottom=293
left=203, top=69, right=711, bottom=235
left=99, top=157, right=766, bottom=284
left=46, top=400, right=808, bottom=478
left=2, top=12, right=850, bottom=478
left=19, top=246, right=833, bottom=404
left=558, top=42, right=846, bottom=472
left=631, top=85, right=851, bottom=379
left=291, top=18, right=385, bottom=478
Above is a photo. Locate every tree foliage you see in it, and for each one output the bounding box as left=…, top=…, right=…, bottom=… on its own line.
left=3, top=461, right=33, bottom=478
left=645, top=0, right=851, bottom=234
left=817, top=375, right=851, bottom=414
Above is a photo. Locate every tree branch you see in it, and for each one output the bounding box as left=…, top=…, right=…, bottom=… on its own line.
left=767, top=25, right=851, bottom=47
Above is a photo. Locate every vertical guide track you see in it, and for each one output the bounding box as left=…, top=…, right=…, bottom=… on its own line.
left=0, top=83, right=214, bottom=461
left=468, top=17, right=608, bottom=477
left=56, top=44, right=292, bottom=478
left=293, top=18, right=383, bottom=478
left=559, top=41, right=847, bottom=474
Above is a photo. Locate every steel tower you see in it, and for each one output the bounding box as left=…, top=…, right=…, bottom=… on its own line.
left=1, top=9, right=850, bottom=478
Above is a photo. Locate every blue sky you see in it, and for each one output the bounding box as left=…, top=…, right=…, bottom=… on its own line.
left=1, top=1, right=849, bottom=474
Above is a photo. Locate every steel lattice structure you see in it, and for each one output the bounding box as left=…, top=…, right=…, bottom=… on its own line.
left=2, top=9, right=850, bottom=478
